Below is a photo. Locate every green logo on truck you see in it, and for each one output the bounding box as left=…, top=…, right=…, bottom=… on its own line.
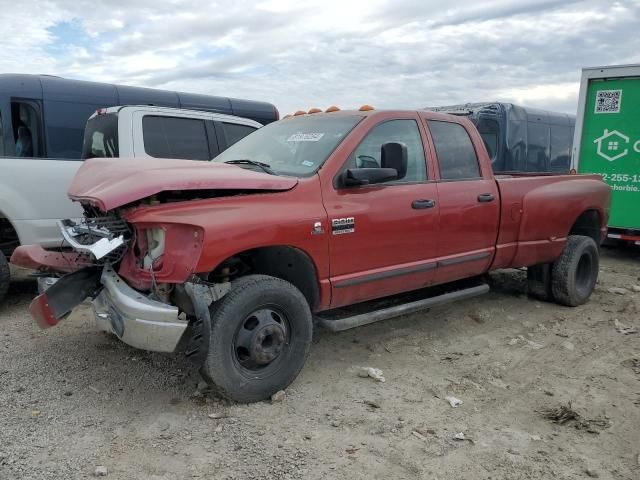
left=593, top=129, right=640, bottom=162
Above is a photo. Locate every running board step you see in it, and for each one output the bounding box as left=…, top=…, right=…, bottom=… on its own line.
left=317, top=284, right=490, bottom=332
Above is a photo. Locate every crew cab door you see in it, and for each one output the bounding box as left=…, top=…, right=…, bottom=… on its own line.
left=322, top=115, right=439, bottom=308
left=423, top=118, right=500, bottom=283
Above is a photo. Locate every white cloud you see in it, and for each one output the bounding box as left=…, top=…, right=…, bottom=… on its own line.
left=1, top=0, right=639, bottom=114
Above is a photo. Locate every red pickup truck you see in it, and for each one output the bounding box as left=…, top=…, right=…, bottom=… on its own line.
left=12, top=108, right=610, bottom=402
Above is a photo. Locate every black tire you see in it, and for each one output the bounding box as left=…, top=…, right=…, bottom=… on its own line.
left=0, top=251, right=9, bottom=306
left=527, top=263, right=554, bottom=302
left=200, top=274, right=313, bottom=403
left=551, top=235, right=599, bottom=307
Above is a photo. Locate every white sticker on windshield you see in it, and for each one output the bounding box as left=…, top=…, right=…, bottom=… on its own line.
left=287, top=133, right=325, bottom=142
left=302, top=160, right=314, bottom=167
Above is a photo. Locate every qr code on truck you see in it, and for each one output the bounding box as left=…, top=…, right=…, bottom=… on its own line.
left=595, top=90, right=622, bottom=113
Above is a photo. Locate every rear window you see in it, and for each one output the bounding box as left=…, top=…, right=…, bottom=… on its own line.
left=221, top=122, right=256, bottom=147
left=82, top=113, right=119, bottom=159
left=143, top=116, right=210, bottom=160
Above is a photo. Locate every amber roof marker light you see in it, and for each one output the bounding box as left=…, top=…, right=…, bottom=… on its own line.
left=325, top=106, right=340, bottom=112
left=359, top=104, right=374, bottom=111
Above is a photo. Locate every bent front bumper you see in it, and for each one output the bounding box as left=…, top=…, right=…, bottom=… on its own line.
left=92, top=267, right=188, bottom=353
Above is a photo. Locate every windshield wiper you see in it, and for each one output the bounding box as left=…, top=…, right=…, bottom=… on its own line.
left=224, top=159, right=275, bottom=175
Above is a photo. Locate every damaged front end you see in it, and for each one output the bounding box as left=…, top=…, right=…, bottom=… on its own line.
left=14, top=209, right=216, bottom=357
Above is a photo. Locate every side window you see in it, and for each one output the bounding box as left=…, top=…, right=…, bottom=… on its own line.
left=349, top=119, right=426, bottom=183
left=549, top=125, right=571, bottom=172
left=476, top=118, right=499, bottom=165
left=43, top=101, right=101, bottom=159
left=143, top=116, right=210, bottom=160
left=11, top=101, right=43, bottom=158
left=526, top=122, right=550, bottom=172
left=82, top=114, right=119, bottom=159
left=428, top=121, right=481, bottom=180
left=221, top=122, right=256, bottom=148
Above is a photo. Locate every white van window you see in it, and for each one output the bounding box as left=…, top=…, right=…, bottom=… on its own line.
left=222, top=122, right=257, bottom=147
left=143, top=116, right=211, bottom=160
left=82, top=113, right=119, bottom=159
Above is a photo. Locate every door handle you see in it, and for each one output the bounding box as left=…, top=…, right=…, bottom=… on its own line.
left=477, top=193, right=494, bottom=203
left=412, top=199, right=436, bottom=209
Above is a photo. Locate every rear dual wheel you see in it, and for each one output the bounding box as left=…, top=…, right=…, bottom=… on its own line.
left=527, top=235, right=599, bottom=307
left=200, top=275, right=313, bottom=403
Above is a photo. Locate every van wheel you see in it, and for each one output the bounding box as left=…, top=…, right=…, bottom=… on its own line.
left=527, top=263, right=554, bottom=302
left=200, top=275, right=313, bottom=403
left=552, top=235, right=599, bottom=307
left=0, top=252, right=9, bottom=305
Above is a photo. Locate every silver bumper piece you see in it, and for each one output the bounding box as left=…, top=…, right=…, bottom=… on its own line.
left=92, top=267, right=187, bottom=352
left=58, top=220, right=124, bottom=260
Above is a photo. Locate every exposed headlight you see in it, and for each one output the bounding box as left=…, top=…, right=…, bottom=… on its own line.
left=143, top=228, right=165, bottom=270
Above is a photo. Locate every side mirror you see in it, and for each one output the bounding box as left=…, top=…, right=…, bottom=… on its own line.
left=381, top=142, right=408, bottom=179
left=343, top=168, right=398, bottom=186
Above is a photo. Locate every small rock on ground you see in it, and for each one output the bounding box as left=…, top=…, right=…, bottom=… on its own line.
left=94, top=466, right=108, bottom=477
left=445, top=396, right=463, bottom=407
left=356, top=367, right=386, bottom=383
left=271, top=390, right=286, bottom=403
left=608, top=287, right=628, bottom=295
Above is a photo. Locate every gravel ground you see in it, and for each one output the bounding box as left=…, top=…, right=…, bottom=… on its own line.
left=1, top=247, right=639, bottom=480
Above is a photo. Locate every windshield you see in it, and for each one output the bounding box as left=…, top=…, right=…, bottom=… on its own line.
left=82, top=113, right=119, bottom=159
left=212, top=114, right=362, bottom=177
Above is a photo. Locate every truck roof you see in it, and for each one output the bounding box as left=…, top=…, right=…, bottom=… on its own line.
left=90, top=105, right=263, bottom=128
left=282, top=109, right=460, bottom=121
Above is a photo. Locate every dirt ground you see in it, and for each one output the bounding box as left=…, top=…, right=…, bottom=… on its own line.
left=1, top=247, right=639, bottom=480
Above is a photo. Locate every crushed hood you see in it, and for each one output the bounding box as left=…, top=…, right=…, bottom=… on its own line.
left=68, top=158, right=298, bottom=211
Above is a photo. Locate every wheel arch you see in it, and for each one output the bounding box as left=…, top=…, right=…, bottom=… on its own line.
left=568, top=209, right=602, bottom=246
left=0, top=210, right=21, bottom=258
left=208, top=245, right=322, bottom=310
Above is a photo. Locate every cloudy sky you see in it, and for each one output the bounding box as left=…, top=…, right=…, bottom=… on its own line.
left=1, top=0, right=638, bottom=115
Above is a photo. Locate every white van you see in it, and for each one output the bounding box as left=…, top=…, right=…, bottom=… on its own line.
left=0, top=105, right=262, bottom=303
left=82, top=105, right=262, bottom=160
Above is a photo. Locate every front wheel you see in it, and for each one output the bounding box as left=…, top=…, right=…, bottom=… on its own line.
left=200, top=275, right=313, bottom=403
left=551, top=235, right=599, bottom=307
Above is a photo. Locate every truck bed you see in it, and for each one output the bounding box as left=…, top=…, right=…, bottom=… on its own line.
left=492, top=173, right=609, bottom=269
